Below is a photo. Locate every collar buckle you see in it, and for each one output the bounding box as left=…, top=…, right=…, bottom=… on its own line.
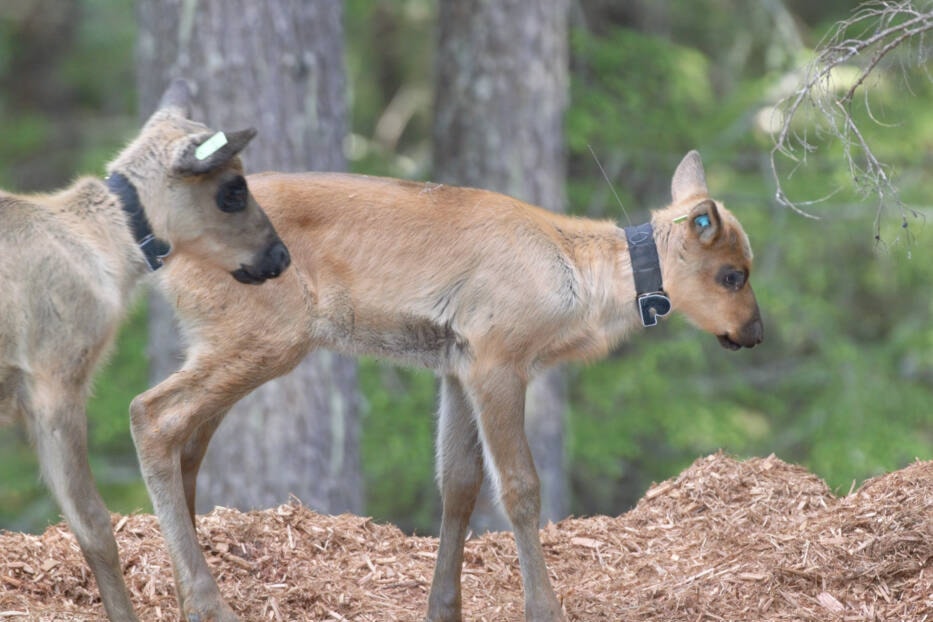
left=137, top=234, right=172, bottom=270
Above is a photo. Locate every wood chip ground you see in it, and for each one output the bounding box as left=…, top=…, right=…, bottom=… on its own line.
left=1, top=452, right=930, bottom=621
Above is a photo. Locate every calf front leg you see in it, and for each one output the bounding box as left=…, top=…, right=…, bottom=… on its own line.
left=131, top=364, right=246, bottom=622
left=468, top=366, right=564, bottom=622
left=427, top=375, right=484, bottom=622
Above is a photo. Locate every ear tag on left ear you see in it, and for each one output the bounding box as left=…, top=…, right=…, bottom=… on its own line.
left=195, top=131, right=228, bottom=160
left=694, top=214, right=711, bottom=229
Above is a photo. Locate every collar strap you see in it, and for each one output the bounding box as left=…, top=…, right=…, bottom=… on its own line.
left=106, top=172, right=171, bottom=271
left=623, top=222, right=671, bottom=327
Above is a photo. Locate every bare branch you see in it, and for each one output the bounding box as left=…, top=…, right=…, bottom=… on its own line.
left=769, top=1, right=932, bottom=239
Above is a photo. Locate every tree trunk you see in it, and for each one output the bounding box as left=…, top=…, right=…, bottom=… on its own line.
left=136, top=0, right=362, bottom=515
left=433, top=0, right=570, bottom=531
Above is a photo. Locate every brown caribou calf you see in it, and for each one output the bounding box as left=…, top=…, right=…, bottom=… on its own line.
left=132, top=150, right=762, bottom=622
left=0, top=80, right=289, bottom=622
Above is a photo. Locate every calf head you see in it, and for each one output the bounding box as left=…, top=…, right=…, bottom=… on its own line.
left=658, top=151, right=763, bottom=349
left=107, top=79, right=289, bottom=284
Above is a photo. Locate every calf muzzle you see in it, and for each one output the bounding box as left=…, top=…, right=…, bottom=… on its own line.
left=231, top=239, right=291, bottom=285
left=718, top=311, right=763, bottom=350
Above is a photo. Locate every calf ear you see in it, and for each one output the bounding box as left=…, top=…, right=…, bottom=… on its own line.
left=689, top=199, right=721, bottom=246
left=671, top=150, right=709, bottom=203
left=172, top=128, right=258, bottom=176
left=158, top=78, right=194, bottom=117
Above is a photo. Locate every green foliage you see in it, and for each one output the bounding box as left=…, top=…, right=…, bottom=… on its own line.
left=0, top=113, right=51, bottom=156
left=0, top=434, right=48, bottom=531
left=358, top=361, right=438, bottom=534
left=568, top=28, right=713, bottom=156
left=567, top=28, right=714, bottom=219
left=63, top=0, right=137, bottom=114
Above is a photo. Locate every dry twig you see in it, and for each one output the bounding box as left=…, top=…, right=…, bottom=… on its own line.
left=770, top=1, right=932, bottom=238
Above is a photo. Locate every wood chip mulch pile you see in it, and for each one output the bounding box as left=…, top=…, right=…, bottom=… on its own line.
left=1, top=452, right=931, bottom=621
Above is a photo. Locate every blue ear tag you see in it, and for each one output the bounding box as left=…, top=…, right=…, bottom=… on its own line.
left=695, top=214, right=710, bottom=229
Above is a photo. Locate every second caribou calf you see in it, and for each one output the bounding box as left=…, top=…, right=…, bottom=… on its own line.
left=132, top=150, right=762, bottom=622
left=0, top=79, right=288, bottom=622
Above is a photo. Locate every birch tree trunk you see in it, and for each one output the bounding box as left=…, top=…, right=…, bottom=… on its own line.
left=433, top=0, right=570, bottom=531
left=136, top=0, right=362, bottom=515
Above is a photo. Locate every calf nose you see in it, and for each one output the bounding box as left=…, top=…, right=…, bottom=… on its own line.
left=744, top=316, right=764, bottom=347
left=262, top=240, right=290, bottom=278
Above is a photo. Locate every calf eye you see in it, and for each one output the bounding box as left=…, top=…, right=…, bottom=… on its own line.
left=717, top=266, right=747, bottom=291
left=216, top=175, right=248, bottom=213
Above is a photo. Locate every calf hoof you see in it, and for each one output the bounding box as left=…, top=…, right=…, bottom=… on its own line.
left=185, top=603, right=240, bottom=622
left=425, top=592, right=461, bottom=622
left=526, top=600, right=566, bottom=622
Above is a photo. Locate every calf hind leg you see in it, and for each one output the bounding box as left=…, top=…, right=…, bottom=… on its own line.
left=29, top=390, right=139, bottom=622
left=426, top=375, right=484, bottom=622
left=467, top=366, right=564, bottom=622
left=180, top=414, right=228, bottom=527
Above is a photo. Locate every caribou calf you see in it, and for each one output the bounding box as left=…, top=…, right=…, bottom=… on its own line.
left=132, top=150, right=761, bottom=622
left=0, top=80, right=289, bottom=622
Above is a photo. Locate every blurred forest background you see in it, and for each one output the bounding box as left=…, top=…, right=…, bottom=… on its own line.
left=0, top=0, right=930, bottom=535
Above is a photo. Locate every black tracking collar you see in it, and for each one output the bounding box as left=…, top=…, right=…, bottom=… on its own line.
left=623, top=222, right=672, bottom=327
left=106, top=172, right=171, bottom=271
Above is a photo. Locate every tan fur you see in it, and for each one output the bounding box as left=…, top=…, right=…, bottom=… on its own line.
left=0, top=80, right=287, bottom=622
left=133, top=151, right=762, bottom=622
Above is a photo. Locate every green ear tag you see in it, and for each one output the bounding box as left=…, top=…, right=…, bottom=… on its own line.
left=195, top=131, right=228, bottom=161
left=695, top=214, right=711, bottom=228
